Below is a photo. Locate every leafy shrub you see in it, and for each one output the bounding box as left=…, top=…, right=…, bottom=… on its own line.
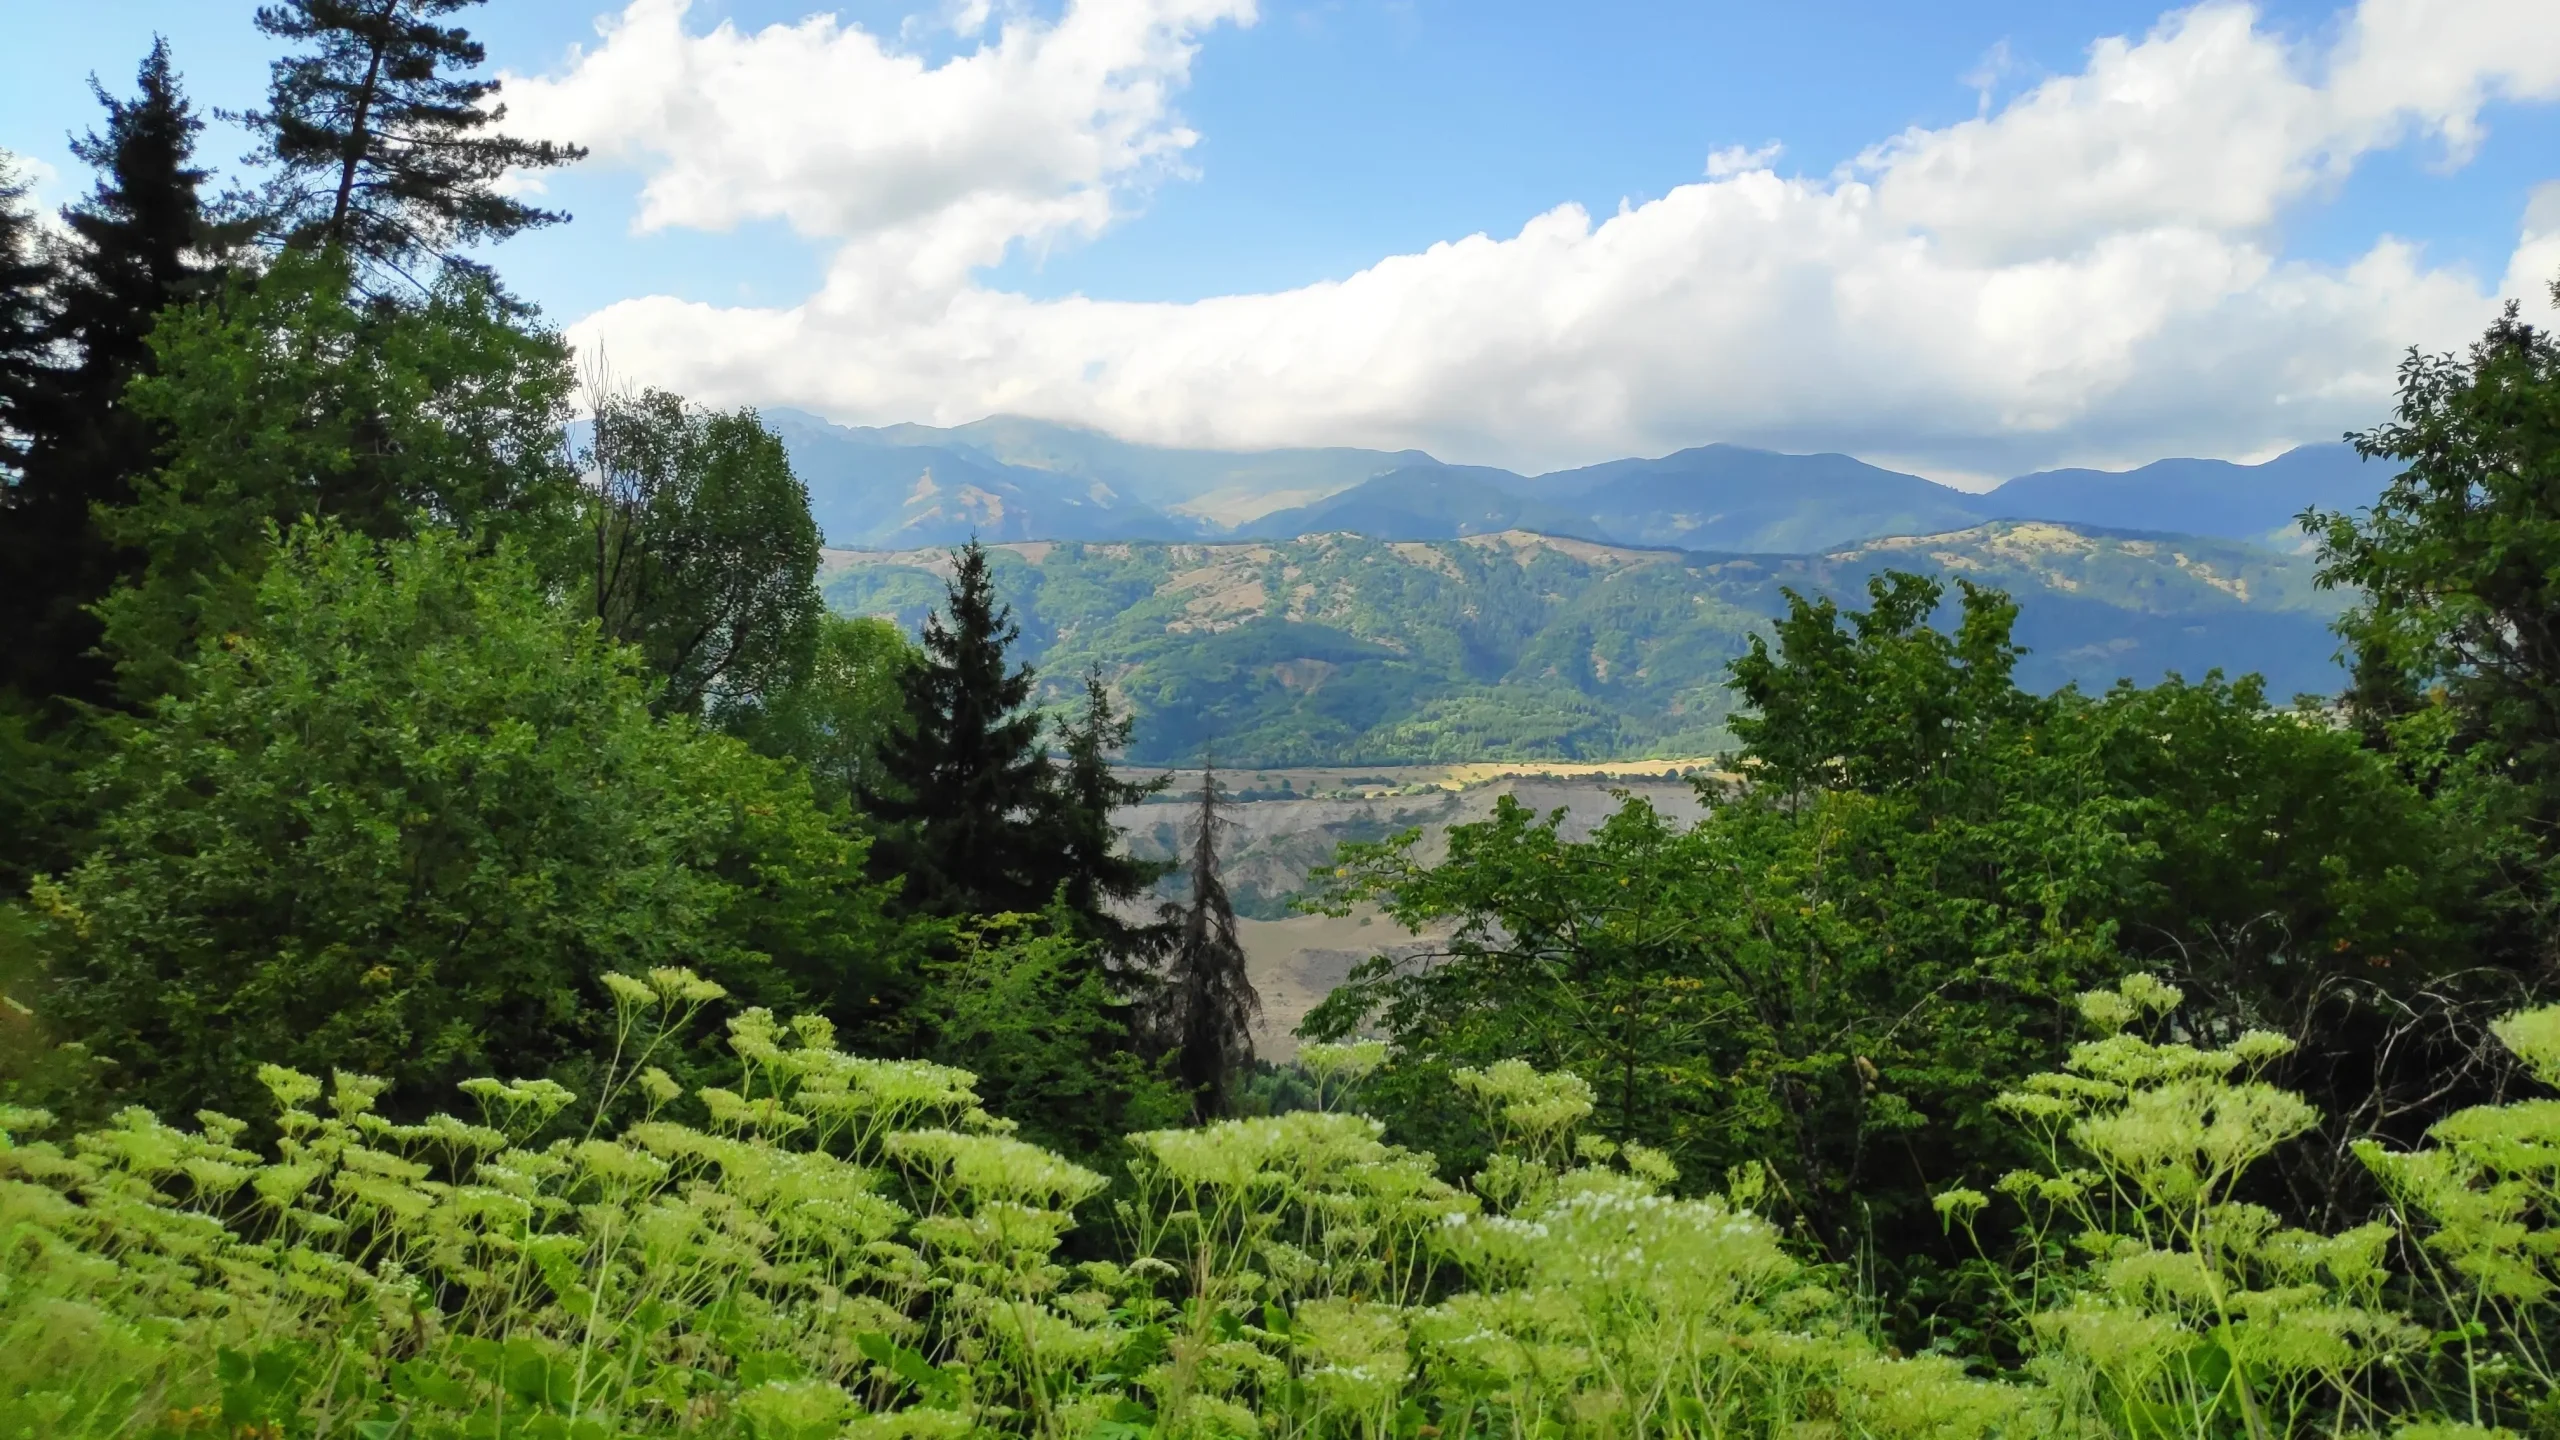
left=30, top=525, right=907, bottom=1122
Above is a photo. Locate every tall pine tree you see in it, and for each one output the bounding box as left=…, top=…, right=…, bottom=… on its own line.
left=866, top=541, right=1057, bottom=917
left=1, top=41, right=230, bottom=710
left=243, top=0, right=584, bottom=276
left=1154, top=764, right=1260, bottom=1120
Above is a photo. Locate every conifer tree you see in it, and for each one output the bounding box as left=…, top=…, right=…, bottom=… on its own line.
left=1154, top=764, right=1261, bottom=1120
left=1045, top=669, right=1174, bottom=967
left=866, top=540, right=1056, bottom=917
left=243, top=0, right=584, bottom=276
left=1, top=42, right=230, bottom=710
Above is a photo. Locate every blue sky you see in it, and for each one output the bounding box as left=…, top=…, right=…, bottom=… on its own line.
left=6, top=1, right=2560, bottom=480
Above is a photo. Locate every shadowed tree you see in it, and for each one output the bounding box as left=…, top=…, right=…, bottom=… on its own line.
left=581, top=387, right=822, bottom=721
left=241, top=0, right=584, bottom=276
left=1045, top=669, right=1174, bottom=970
left=2, top=42, right=234, bottom=711
left=1154, top=763, right=1261, bottom=1120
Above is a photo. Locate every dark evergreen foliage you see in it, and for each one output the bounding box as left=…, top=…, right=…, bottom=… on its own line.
left=1045, top=670, right=1174, bottom=966
left=866, top=540, right=1061, bottom=918
left=1154, top=765, right=1261, bottom=1120
left=0, top=42, right=232, bottom=711
left=242, top=0, right=584, bottom=275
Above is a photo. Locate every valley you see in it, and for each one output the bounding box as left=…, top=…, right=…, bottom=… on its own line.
left=1110, top=765, right=1713, bottom=1056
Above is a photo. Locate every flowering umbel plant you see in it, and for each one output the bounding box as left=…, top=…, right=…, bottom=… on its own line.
left=16, top=966, right=2560, bottom=1439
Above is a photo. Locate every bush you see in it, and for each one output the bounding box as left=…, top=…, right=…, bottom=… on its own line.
left=32, top=525, right=908, bottom=1121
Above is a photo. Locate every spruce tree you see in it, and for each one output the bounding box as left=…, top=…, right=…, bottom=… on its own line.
left=1154, top=764, right=1261, bottom=1120
left=243, top=0, right=584, bottom=275
left=1, top=42, right=230, bottom=710
left=866, top=540, right=1057, bottom=917
left=1045, top=670, right=1175, bottom=968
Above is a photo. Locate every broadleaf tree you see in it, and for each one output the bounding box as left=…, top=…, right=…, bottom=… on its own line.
left=99, top=250, right=580, bottom=697
left=581, top=387, right=823, bottom=721
left=37, top=523, right=905, bottom=1120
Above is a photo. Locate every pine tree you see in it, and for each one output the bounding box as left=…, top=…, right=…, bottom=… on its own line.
left=1154, top=764, right=1261, bottom=1120
left=0, top=154, right=50, bottom=481
left=866, top=540, right=1057, bottom=917
left=1045, top=669, right=1174, bottom=968
left=0, top=42, right=229, bottom=710
left=243, top=0, right=584, bottom=276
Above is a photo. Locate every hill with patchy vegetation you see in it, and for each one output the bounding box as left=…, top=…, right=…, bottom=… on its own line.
left=823, top=522, right=2346, bottom=766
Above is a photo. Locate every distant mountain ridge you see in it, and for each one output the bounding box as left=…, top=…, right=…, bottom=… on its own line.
left=766, top=409, right=2387, bottom=554
left=822, top=522, right=2349, bottom=766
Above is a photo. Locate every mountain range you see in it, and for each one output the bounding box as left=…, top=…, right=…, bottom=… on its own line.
left=764, top=408, right=2387, bottom=553
left=821, top=524, right=2348, bottom=768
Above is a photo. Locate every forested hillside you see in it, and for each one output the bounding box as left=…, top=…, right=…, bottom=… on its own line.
left=825, top=522, right=2346, bottom=764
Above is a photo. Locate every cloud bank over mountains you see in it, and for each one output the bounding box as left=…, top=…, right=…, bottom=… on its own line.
left=505, top=0, right=2560, bottom=480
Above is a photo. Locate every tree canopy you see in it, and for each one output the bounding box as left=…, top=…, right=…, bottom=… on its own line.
left=37, top=524, right=906, bottom=1120
left=243, top=0, right=583, bottom=275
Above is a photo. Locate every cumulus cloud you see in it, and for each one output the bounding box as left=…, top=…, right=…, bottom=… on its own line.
left=517, top=0, right=2560, bottom=476
left=502, top=0, right=1252, bottom=275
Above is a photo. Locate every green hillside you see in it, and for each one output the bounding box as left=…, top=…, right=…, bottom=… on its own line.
left=822, top=523, right=2348, bottom=766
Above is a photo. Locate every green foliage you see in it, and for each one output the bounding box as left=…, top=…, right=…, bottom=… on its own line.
left=583, top=388, right=824, bottom=720
left=1305, top=570, right=2528, bottom=1291
left=867, top=541, right=1058, bottom=919
left=0, top=151, right=47, bottom=479
left=2311, top=286, right=2560, bottom=860
left=1728, top=572, right=2033, bottom=799
left=34, top=524, right=904, bottom=1121
left=1048, top=672, right=1175, bottom=963
left=32, top=969, right=2560, bottom=1439
left=739, top=613, right=923, bottom=813
left=1969, top=976, right=2419, bottom=1440
left=867, top=546, right=1167, bottom=967
left=1308, top=575, right=2140, bottom=1255
left=915, top=915, right=1188, bottom=1160
left=0, top=971, right=2008, bottom=1440
left=100, top=251, right=580, bottom=697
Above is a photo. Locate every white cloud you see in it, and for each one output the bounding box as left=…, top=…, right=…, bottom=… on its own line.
left=1705, top=142, right=1783, bottom=179
left=525, top=0, right=2560, bottom=476
left=501, top=0, right=1252, bottom=273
